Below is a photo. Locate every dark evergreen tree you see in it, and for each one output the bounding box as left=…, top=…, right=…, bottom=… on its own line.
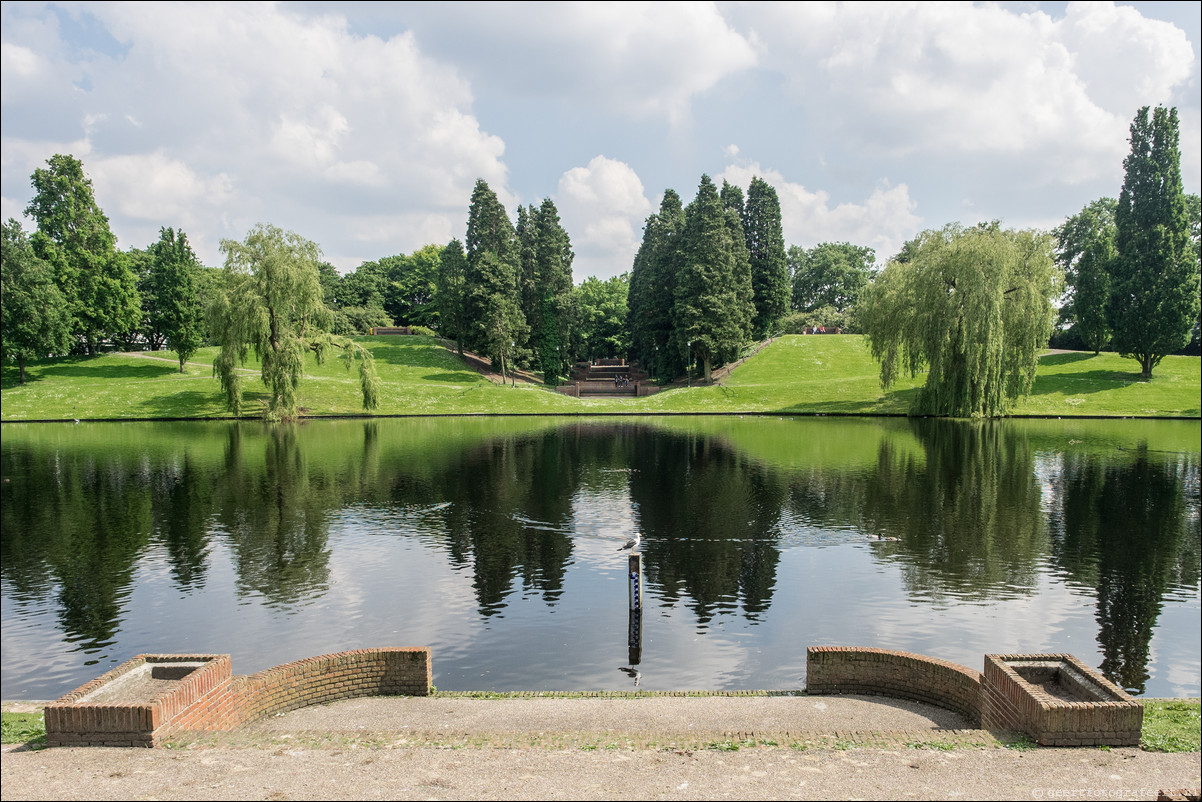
left=515, top=204, right=540, bottom=365
left=743, top=177, right=790, bottom=339
left=721, top=181, right=755, bottom=348
left=532, top=199, right=575, bottom=384
left=1110, top=106, right=1200, bottom=378
left=463, top=179, right=527, bottom=376
left=675, top=175, right=747, bottom=383
left=437, top=239, right=468, bottom=355
left=628, top=190, right=686, bottom=381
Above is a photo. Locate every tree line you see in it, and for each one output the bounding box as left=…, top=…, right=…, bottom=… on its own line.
left=2, top=106, right=1197, bottom=418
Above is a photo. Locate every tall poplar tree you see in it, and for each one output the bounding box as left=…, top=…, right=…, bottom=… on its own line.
left=25, top=154, right=141, bottom=354
left=675, top=175, right=747, bottom=383
left=743, top=177, right=790, bottom=339
left=1110, top=106, right=1199, bottom=378
left=148, top=227, right=205, bottom=372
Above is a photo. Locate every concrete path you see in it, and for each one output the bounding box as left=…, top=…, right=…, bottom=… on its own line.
left=3, top=695, right=1199, bottom=800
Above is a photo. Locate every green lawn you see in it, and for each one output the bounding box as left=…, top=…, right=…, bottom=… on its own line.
left=1, top=335, right=1198, bottom=420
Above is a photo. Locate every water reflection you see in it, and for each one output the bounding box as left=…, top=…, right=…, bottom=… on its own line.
left=1049, top=446, right=1200, bottom=694
left=1, top=416, right=1198, bottom=697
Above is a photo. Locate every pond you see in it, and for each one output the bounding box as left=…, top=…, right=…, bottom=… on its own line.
left=1, top=416, right=1198, bottom=700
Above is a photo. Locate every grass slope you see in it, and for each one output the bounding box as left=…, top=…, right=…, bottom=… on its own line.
left=1, top=335, right=1198, bottom=420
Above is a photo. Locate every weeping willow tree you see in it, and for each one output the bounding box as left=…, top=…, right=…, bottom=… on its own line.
left=860, top=223, right=1061, bottom=417
left=210, top=224, right=379, bottom=420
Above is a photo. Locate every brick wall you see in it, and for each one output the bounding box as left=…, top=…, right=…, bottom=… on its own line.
left=981, top=654, right=1142, bottom=746
left=806, top=646, right=983, bottom=725
left=45, top=648, right=431, bottom=747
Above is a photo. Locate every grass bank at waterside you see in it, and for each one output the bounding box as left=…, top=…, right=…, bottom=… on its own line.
left=1, top=334, right=1198, bottom=421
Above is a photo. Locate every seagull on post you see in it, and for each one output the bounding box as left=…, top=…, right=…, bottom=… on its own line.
left=617, top=532, right=642, bottom=552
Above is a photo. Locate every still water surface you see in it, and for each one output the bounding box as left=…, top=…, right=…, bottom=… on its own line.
left=1, top=416, right=1198, bottom=699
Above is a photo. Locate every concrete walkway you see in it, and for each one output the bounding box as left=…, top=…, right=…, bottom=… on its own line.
left=3, top=694, right=1199, bottom=800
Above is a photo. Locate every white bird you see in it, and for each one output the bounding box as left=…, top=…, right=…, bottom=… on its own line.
left=617, top=532, right=642, bottom=551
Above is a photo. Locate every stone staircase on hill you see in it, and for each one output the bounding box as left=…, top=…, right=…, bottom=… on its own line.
left=556, top=359, right=659, bottom=398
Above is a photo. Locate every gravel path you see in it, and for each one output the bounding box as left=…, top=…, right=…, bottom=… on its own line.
left=3, top=695, right=1199, bottom=800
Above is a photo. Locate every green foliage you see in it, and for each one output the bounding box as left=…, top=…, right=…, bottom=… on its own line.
left=463, top=179, right=526, bottom=371
left=1055, top=198, right=1117, bottom=353
left=25, top=154, right=141, bottom=355
left=628, top=190, right=686, bottom=381
left=860, top=223, right=1062, bottom=417
left=149, top=228, right=206, bottom=371
left=574, top=274, right=629, bottom=360
left=1, top=219, right=71, bottom=383
left=744, top=177, right=790, bottom=338
left=210, top=224, right=379, bottom=419
left=1111, top=106, right=1200, bottom=379
left=675, top=175, right=750, bottom=383
left=1140, top=699, right=1201, bottom=752
left=790, top=242, right=876, bottom=317
left=776, top=307, right=850, bottom=334
left=334, top=304, right=393, bottom=335
left=532, top=198, right=575, bottom=384
left=721, top=181, right=756, bottom=345
left=437, top=239, right=468, bottom=354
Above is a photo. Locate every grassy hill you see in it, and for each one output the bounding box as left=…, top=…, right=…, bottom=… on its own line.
left=1, top=334, right=1198, bottom=421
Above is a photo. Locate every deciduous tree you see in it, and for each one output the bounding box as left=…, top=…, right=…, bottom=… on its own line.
left=210, top=224, right=379, bottom=420
left=860, top=223, right=1061, bottom=417
left=148, top=228, right=205, bottom=372
left=790, top=242, right=875, bottom=317
left=1054, top=198, right=1118, bottom=354
left=1, top=219, right=71, bottom=383
left=25, top=154, right=141, bottom=354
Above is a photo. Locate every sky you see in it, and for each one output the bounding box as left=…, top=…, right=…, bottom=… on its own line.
left=2, top=1, right=1199, bottom=284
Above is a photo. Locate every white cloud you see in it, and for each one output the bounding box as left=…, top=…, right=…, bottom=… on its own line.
left=739, top=1, right=1196, bottom=185
left=719, top=163, right=922, bottom=262
left=396, top=1, right=758, bottom=125
left=1, top=2, right=512, bottom=268
left=555, top=156, right=653, bottom=282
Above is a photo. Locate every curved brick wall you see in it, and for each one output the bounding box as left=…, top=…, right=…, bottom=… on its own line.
left=49, top=648, right=431, bottom=746
left=233, top=648, right=431, bottom=724
left=806, top=646, right=982, bottom=725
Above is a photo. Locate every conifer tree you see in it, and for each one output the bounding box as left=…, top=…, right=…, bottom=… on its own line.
left=721, top=181, right=755, bottom=348
left=532, top=198, right=575, bottom=385
left=437, top=238, right=468, bottom=355
left=1110, top=106, right=1199, bottom=378
left=628, top=190, right=686, bottom=380
left=674, top=175, right=747, bottom=383
left=743, top=177, right=790, bottom=339
left=463, top=179, right=527, bottom=378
